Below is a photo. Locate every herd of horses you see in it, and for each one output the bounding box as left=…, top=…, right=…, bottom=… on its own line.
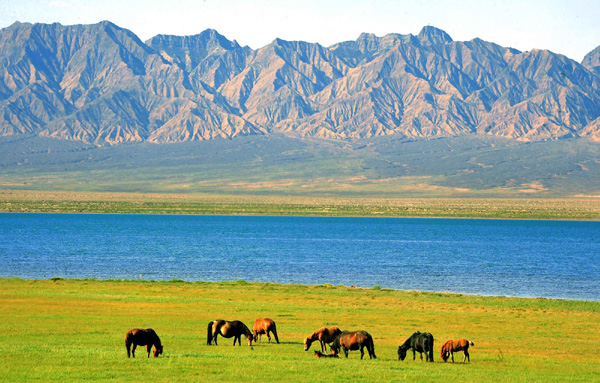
left=126, top=319, right=473, bottom=363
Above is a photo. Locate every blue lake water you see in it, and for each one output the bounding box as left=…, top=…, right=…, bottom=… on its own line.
left=1, top=213, right=598, bottom=301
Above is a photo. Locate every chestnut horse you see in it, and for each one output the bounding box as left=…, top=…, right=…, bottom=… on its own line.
left=330, top=330, right=376, bottom=359
left=304, top=326, right=342, bottom=352
left=253, top=318, right=280, bottom=343
left=441, top=339, right=474, bottom=363
left=125, top=328, right=163, bottom=358
left=207, top=320, right=253, bottom=346
left=397, top=331, right=434, bottom=362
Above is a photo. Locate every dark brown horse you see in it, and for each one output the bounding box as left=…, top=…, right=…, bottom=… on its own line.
left=397, top=331, right=434, bottom=362
left=207, top=320, right=253, bottom=346
left=304, top=326, right=342, bottom=352
left=441, top=339, right=474, bottom=363
left=314, top=350, right=339, bottom=358
left=330, top=330, right=376, bottom=359
left=252, top=318, right=279, bottom=343
left=125, top=328, right=163, bottom=358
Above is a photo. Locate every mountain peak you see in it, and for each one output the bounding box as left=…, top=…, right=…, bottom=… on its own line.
left=582, top=45, right=600, bottom=73
left=417, top=26, right=453, bottom=45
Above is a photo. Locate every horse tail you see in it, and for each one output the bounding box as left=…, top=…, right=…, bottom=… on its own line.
left=367, top=333, right=377, bottom=359
left=207, top=321, right=214, bottom=345
left=428, top=334, right=434, bottom=362
left=271, top=321, right=280, bottom=344
left=125, top=330, right=132, bottom=357
left=469, top=340, right=474, bottom=347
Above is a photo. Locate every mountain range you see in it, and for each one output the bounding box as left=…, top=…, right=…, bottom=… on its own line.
left=1, top=21, right=600, bottom=145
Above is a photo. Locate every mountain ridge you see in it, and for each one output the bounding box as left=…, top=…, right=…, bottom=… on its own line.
left=1, top=21, right=600, bottom=145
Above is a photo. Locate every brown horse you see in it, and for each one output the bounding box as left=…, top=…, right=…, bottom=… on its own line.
left=329, top=330, right=376, bottom=359
left=441, top=339, right=474, bottom=363
left=314, top=350, right=339, bottom=358
left=207, top=320, right=253, bottom=346
left=304, top=326, right=342, bottom=352
left=125, top=328, right=163, bottom=358
left=253, top=318, right=280, bottom=343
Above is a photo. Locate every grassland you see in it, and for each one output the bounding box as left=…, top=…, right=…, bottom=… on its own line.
left=1, top=190, right=600, bottom=219
left=0, top=278, right=598, bottom=382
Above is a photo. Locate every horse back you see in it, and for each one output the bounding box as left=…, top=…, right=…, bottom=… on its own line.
left=254, top=318, right=274, bottom=333
left=126, top=328, right=156, bottom=346
left=340, top=330, right=370, bottom=350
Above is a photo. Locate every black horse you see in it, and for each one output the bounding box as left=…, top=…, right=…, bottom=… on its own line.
left=397, top=331, right=434, bottom=362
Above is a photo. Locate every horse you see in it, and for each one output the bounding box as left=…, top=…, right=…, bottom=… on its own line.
left=207, top=320, right=253, bottom=346
left=441, top=339, right=474, bottom=363
left=125, top=328, right=163, bottom=358
left=397, top=331, right=434, bottom=362
left=304, top=326, right=342, bottom=352
left=314, top=350, right=339, bottom=358
left=329, top=330, right=376, bottom=359
left=253, top=318, right=279, bottom=344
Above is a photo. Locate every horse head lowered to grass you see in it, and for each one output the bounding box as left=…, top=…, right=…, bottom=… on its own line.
left=125, top=328, right=163, bottom=358
left=253, top=318, right=279, bottom=343
left=441, top=339, right=474, bottom=362
left=207, top=320, right=253, bottom=346
left=304, top=326, right=342, bottom=352
left=329, top=330, right=376, bottom=359
left=397, top=331, right=434, bottom=362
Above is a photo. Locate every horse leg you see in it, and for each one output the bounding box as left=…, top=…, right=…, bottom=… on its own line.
left=464, top=350, right=470, bottom=363
left=413, top=349, right=416, bottom=361
left=320, top=340, right=325, bottom=353
left=451, top=351, right=455, bottom=363
left=126, top=342, right=131, bottom=358
left=267, top=331, right=271, bottom=343
left=343, top=346, right=349, bottom=358
left=146, top=344, right=152, bottom=358
left=360, top=345, right=365, bottom=360
left=131, top=344, right=137, bottom=358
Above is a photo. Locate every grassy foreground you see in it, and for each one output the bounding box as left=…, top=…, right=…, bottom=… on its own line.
left=1, top=190, right=600, bottom=219
left=0, top=279, right=598, bottom=382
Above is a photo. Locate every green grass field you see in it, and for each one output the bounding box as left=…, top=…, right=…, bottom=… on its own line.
left=1, top=190, right=600, bottom=219
left=0, top=278, right=598, bottom=382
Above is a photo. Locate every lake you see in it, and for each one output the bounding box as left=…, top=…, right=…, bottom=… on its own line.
left=1, top=213, right=598, bottom=300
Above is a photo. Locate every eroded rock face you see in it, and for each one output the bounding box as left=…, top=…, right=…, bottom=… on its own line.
left=1, top=22, right=599, bottom=145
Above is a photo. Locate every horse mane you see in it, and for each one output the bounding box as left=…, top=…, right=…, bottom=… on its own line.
left=242, top=322, right=253, bottom=337
left=440, top=340, right=452, bottom=361
left=399, top=331, right=421, bottom=351
left=148, top=329, right=162, bottom=347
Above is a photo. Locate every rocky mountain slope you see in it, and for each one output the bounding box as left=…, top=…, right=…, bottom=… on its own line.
left=1, top=21, right=600, bottom=145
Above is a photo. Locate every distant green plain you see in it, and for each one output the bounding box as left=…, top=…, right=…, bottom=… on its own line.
left=0, top=278, right=598, bottom=382
left=1, top=189, right=599, bottom=219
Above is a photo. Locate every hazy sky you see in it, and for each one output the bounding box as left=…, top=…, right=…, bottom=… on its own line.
left=0, top=0, right=598, bottom=62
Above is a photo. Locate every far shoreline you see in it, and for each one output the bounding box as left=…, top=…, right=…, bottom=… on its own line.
left=1, top=189, right=599, bottom=220
left=2, top=277, right=598, bottom=303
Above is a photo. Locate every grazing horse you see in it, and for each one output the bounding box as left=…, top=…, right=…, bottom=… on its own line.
left=397, top=331, right=434, bottom=362
left=314, top=350, right=339, bottom=358
left=441, top=339, right=474, bottom=363
left=207, top=320, right=253, bottom=346
left=125, top=328, right=163, bottom=358
left=304, top=326, right=342, bottom=352
left=330, top=330, right=376, bottom=359
left=253, top=318, right=279, bottom=344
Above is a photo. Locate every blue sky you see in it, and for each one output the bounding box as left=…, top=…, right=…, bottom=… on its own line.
left=0, top=0, right=598, bottom=61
